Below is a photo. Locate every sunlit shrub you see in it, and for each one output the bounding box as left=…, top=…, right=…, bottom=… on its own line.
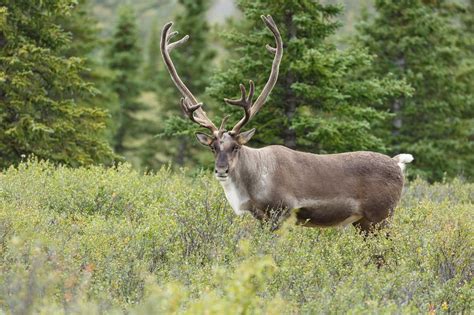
left=0, top=159, right=472, bottom=313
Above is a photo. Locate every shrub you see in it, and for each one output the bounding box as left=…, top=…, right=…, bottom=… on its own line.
left=0, top=159, right=472, bottom=313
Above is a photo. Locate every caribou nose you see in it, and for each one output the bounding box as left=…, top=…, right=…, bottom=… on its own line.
left=215, top=167, right=229, bottom=177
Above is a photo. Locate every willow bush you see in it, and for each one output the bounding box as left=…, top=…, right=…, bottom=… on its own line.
left=0, top=159, right=472, bottom=314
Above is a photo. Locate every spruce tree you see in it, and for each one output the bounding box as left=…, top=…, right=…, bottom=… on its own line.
left=458, top=0, right=474, bottom=180
left=107, top=5, right=147, bottom=158
left=58, top=0, right=98, bottom=58
left=143, top=20, right=161, bottom=91
left=462, top=0, right=474, bottom=33
left=0, top=0, right=115, bottom=168
left=59, top=0, right=120, bottom=145
left=356, top=0, right=473, bottom=181
left=155, top=0, right=216, bottom=166
left=209, top=0, right=410, bottom=155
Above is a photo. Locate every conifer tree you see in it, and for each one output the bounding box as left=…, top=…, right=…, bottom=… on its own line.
left=459, top=0, right=474, bottom=180
left=137, top=20, right=166, bottom=169
left=462, top=0, right=474, bottom=33
left=356, top=0, right=473, bottom=181
left=59, top=0, right=120, bottom=145
left=209, top=0, right=410, bottom=155
left=58, top=0, right=98, bottom=58
left=0, top=0, right=115, bottom=168
left=143, top=20, right=161, bottom=91
left=107, top=5, right=147, bottom=157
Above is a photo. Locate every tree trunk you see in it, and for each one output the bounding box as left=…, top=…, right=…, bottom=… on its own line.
left=175, top=136, right=187, bottom=166
left=391, top=99, right=402, bottom=136
left=283, top=76, right=297, bottom=149
left=114, top=124, right=126, bottom=154
left=282, top=12, right=297, bottom=150
left=391, top=57, right=405, bottom=141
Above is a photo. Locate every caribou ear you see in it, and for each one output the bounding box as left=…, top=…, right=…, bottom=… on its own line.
left=195, top=132, right=214, bottom=146
left=236, top=128, right=256, bottom=145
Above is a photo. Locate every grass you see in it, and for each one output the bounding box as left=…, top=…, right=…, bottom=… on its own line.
left=0, top=159, right=472, bottom=314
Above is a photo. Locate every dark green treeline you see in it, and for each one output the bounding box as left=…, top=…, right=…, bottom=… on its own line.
left=0, top=0, right=472, bottom=181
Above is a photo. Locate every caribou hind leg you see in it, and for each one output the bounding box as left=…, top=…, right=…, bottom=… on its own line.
left=352, top=216, right=392, bottom=235
left=353, top=216, right=393, bottom=269
left=352, top=217, right=376, bottom=235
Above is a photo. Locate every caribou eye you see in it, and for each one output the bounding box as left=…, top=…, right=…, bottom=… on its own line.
left=232, top=145, right=239, bottom=152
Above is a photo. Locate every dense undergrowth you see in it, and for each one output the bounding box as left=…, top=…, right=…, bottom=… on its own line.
left=0, top=160, right=472, bottom=314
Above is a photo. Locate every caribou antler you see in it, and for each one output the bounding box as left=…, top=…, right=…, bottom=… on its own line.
left=161, top=22, right=221, bottom=137
left=161, top=15, right=283, bottom=138
left=226, top=15, right=283, bottom=134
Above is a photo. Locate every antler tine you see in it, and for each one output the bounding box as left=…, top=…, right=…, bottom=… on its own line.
left=218, top=115, right=230, bottom=138
left=227, top=15, right=283, bottom=134
left=265, top=44, right=277, bottom=54
left=167, top=31, right=178, bottom=41
left=224, top=81, right=255, bottom=107
left=168, top=35, right=189, bottom=51
left=180, top=98, right=218, bottom=132
left=161, top=22, right=218, bottom=135
left=180, top=97, right=201, bottom=123
left=165, top=27, right=189, bottom=52
left=225, top=81, right=254, bottom=134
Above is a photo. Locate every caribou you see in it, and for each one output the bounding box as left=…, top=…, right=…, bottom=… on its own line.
left=160, top=15, right=413, bottom=232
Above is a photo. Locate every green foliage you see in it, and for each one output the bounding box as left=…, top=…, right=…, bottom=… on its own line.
left=107, top=4, right=142, bottom=146
left=58, top=0, right=100, bottom=58
left=143, top=19, right=161, bottom=91
left=107, top=5, right=155, bottom=160
left=356, top=0, right=474, bottom=181
left=90, top=0, right=178, bottom=36
left=209, top=0, right=411, bottom=153
left=59, top=0, right=121, bottom=146
left=0, top=159, right=472, bottom=313
left=0, top=0, right=115, bottom=168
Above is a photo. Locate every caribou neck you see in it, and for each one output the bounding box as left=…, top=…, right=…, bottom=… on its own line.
left=230, top=146, right=275, bottom=190
left=230, top=146, right=255, bottom=180
left=218, top=146, right=265, bottom=215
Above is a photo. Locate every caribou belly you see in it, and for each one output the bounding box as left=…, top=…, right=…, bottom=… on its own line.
left=295, top=198, right=362, bottom=227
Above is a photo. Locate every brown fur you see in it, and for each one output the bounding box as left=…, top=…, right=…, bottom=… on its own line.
left=229, top=145, right=404, bottom=232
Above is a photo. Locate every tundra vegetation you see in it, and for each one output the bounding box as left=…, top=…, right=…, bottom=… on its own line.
left=0, top=160, right=472, bottom=314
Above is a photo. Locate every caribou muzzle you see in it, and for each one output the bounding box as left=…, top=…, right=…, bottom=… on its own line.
left=215, top=171, right=229, bottom=181
left=215, top=154, right=230, bottom=180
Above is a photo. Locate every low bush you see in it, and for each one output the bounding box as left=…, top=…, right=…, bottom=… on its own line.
left=0, top=159, right=472, bottom=313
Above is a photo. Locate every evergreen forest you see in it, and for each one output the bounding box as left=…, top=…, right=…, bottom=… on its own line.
left=1, top=0, right=472, bottom=181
